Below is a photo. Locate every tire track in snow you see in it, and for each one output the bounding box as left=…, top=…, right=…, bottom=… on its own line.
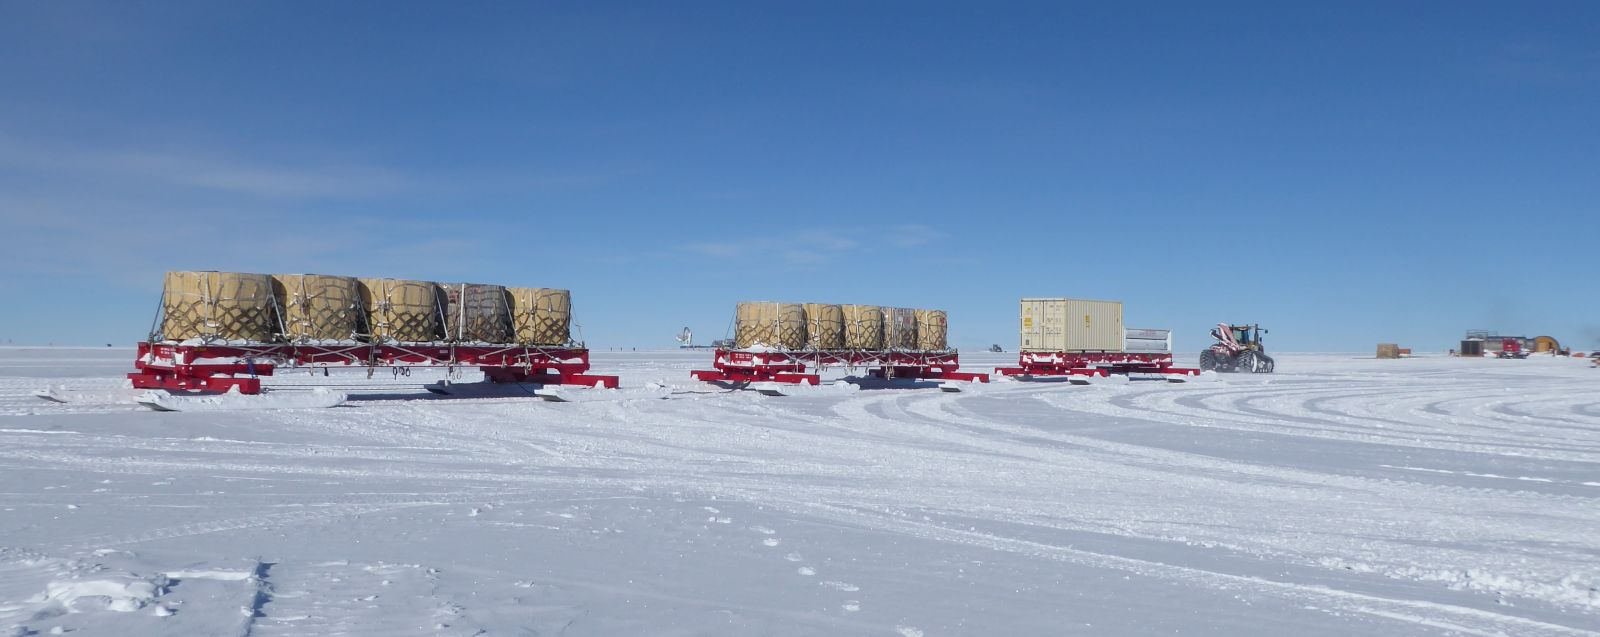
left=777, top=501, right=1600, bottom=637
left=1089, top=379, right=1600, bottom=461
left=890, top=382, right=1600, bottom=617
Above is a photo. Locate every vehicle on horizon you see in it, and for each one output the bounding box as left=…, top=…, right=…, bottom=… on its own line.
left=1497, top=338, right=1530, bottom=359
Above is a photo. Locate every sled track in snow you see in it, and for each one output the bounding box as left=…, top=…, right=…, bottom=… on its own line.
left=646, top=383, right=1600, bottom=635
left=1081, top=378, right=1600, bottom=461
left=763, top=500, right=1599, bottom=637
left=875, top=379, right=1600, bottom=627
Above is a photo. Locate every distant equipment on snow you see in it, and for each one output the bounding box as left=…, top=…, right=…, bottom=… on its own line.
left=675, top=327, right=693, bottom=347
left=1376, top=344, right=1412, bottom=359
left=1458, top=331, right=1562, bottom=358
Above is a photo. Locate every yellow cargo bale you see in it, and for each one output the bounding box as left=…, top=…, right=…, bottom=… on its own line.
left=915, top=309, right=948, bottom=351
left=508, top=287, right=572, bottom=346
left=735, top=302, right=806, bottom=349
left=272, top=274, right=360, bottom=342
left=358, top=278, right=445, bottom=343
left=160, top=271, right=278, bottom=342
left=443, top=283, right=514, bottom=343
left=803, top=303, right=845, bottom=350
left=882, top=307, right=918, bottom=350
left=841, top=304, right=883, bottom=350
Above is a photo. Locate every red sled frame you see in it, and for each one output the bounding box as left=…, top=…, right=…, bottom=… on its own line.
left=995, top=351, right=1200, bottom=380
left=690, top=349, right=989, bottom=385
left=129, top=341, right=619, bottom=395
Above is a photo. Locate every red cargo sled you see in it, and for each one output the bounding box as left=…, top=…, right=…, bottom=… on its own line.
left=691, top=348, right=989, bottom=386
left=129, top=341, right=618, bottom=395
left=995, top=351, right=1200, bottom=383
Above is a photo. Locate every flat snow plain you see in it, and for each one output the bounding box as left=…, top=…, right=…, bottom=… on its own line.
left=1, top=347, right=1597, bottom=636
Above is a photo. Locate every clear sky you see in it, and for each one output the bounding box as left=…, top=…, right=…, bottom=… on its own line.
left=1, top=2, right=1595, bottom=352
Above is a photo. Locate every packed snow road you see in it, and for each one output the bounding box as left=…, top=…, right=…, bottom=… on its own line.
left=1, top=347, right=1597, bottom=636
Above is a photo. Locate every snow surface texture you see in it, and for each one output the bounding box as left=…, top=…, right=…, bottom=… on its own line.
left=1, top=347, right=1597, bottom=636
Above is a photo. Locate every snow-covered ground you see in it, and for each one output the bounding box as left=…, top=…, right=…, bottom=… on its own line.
left=1, top=347, right=1597, bottom=636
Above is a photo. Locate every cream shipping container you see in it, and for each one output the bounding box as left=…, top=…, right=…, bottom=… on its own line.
left=1019, top=298, right=1124, bottom=352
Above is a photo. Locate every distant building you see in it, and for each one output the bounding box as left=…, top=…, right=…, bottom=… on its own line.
left=1460, top=330, right=1560, bottom=355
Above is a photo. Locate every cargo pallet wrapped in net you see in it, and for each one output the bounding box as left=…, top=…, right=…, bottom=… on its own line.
left=993, top=298, right=1200, bottom=383
left=127, top=271, right=618, bottom=395
left=689, top=301, right=988, bottom=388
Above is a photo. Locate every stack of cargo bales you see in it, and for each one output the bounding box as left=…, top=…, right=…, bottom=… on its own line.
left=1020, top=298, right=1124, bottom=352
left=272, top=274, right=361, bottom=342
left=443, top=283, right=514, bottom=343
left=881, top=307, right=918, bottom=350
left=1123, top=328, right=1172, bottom=353
left=160, top=271, right=279, bottom=343
left=735, top=302, right=807, bottom=349
left=726, top=302, right=958, bottom=351
left=841, top=305, right=884, bottom=350
left=1377, top=343, right=1401, bottom=359
left=914, top=309, right=948, bottom=351
left=358, top=278, right=446, bottom=343
left=509, top=287, right=572, bottom=346
left=803, top=303, right=845, bottom=350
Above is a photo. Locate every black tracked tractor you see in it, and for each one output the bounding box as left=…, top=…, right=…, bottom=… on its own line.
left=1200, top=323, right=1275, bottom=373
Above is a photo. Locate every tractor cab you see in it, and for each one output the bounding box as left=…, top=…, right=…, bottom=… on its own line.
left=1230, top=325, right=1267, bottom=351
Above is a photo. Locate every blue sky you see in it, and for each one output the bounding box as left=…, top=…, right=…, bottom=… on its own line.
left=1, top=1, right=1596, bottom=351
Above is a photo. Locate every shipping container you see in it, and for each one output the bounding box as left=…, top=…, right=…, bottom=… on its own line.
left=1019, top=298, right=1124, bottom=352
left=1123, top=328, right=1171, bottom=353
